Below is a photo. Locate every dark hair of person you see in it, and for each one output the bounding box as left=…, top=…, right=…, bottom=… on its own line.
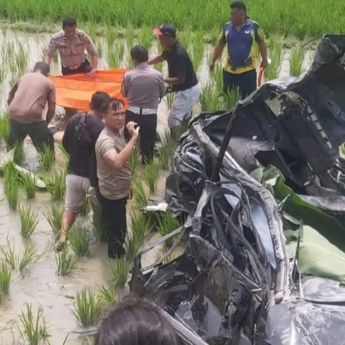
left=108, top=97, right=125, bottom=112
left=95, top=299, right=180, bottom=345
left=230, top=1, right=247, bottom=12
left=62, top=16, right=77, bottom=28
left=130, top=45, right=149, bottom=63
left=33, top=61, right=50, bottom=76
left=89, top=92, right=112, bottom=113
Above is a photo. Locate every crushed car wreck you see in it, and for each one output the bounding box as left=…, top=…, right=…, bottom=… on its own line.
left=129, top=34, right=345, bottom=345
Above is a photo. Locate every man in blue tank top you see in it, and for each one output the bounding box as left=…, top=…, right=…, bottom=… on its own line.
left=210, top=1, right=268, bottom=99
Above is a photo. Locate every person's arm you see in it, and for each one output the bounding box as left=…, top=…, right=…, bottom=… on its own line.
left=102, top=122, right=139, bottom=169
left=255, top=28, right=268, bottom=68
left=46, top=84, right=56, bottom=124
left=62, top=121, right=72, bottom=154
left=148, top=55, right=165, bottom=65
left=44, top=37, right=57, bottom=65
left=7, top=82, right=19, bottom=105
left=121, top=74, right=128, bottom=97
left=84, top=32, right=99, bottom=72
left=210, top=28, right=226, bottom=72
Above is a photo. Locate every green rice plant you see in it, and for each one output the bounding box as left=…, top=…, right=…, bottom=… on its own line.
left=265, top=39, right=283, bottom=81
left=131, top=179, right=148, bottom=210
left=0, top=239, right=16, bottom=270
left=158, top=131, right=177, bottom=170
left=200, top=84, right=221, bottom=111
left=80, top=197, right=91, bottom=217
left=157, top=212, right=181, bottom=248
left=73, top=288, right=104, bottom=327
left=56, top=247, right=76, bottom=276
left=144, top=161, right=159, bottom=194
left=38, top=144, right=55, bottom=171
left=191, top=32, right=205, bottom=70
left=68, top=225, right=90, bottom=257
left=13, top=141, right=24, bottom=165
left=44, top=203, right=63, bottom=236
left=123, top=237, right=140, bottom=263
left=166, top=93, right=174, bottom=109
left=0, top=261, right=11, bottom=303
left=131, top=213, right=149, bottom=246
left=19, top=304, right=50, bottom=345
left=98, top=284, right=118, bottom=305
left=0, top=114, right=9, bottom=142
left=129, top=145, right=140, bottom=178
left=222, top=87, right=240, bottom=109
left=46, top=170, right=65, bottom=201
left=19, top=245, right=40, bottom=273
left=4, top=161, right=20, bottom=210
left=19, top=205, right=38, bottom=239
left=111, top=257, right=129, bottom=290
left=22, top=173, right=37, bottom=199
left=214, top=66, right=224, bottom=93
left=291, top=47, right=304, bottom=77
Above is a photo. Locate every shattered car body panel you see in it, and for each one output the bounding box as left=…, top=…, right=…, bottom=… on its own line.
left=130, top=35, right=345, bottom=344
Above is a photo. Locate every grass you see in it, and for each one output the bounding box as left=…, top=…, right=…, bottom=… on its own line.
left=131, top=213, right=149, bottom=247
left=0, top=239, right=17, bottom=270
left=131, top=179, right=148, bottom=210
left=19, top=304, right=50, bottom=345
left=44, top=203, right=63, bottom=237
left=38, top=144, right=55, bottom=171
left=145, top=161, right=159, bottom=194
left=80, top=197, right=92, bottom=217
left=13, top=141, right=24, bottom=165
left=4, top=162, right=20, bottom=210
left=69, top=225, right=90, bottom=257
left=22, top=172, right=37, bottom=199
left=98, top=284, right=118, bottom=305
left=19, top=245, right=40, bottom=273
left=200, top=84, right=222, bottom=112
left=0, top=114, right=9, bottom=142
left=129, top=145, right=140, bottom=178
left=19, top=205, right=38, bottom=239
left=157, top=212, right=181, bottom=248
left=112, top=257, right=129, bottom=290
left=74, top=288, right=104, bottom=327
left=46, top=170, right=65, bottom=201
left=265, top=39, right=283, bottom=81
left=0, top=261, right=11, bottom=303
left=291, top=46, right=304, bottom=77
left=158, top=131, right=176, bottom=171
left=56, top=247, right=76, bottom=276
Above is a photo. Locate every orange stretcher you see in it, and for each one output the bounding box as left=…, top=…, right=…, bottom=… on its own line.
left=49, top=69, right=127, bottom=111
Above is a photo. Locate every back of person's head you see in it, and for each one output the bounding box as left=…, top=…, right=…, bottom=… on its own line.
left=130, top=45, right=149, bottom=63
left=230, top=1, right=247, bottom=13
left=95, top=299, right=180, bottom=345
left=90, top=91, right=112, bottom=113
left=33, top=62, right=50, bottom=76
left=62, top=16, right=77, bottom=28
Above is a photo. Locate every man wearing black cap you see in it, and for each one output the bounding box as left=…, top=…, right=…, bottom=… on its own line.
left=150, top=23, right=201, bottom=132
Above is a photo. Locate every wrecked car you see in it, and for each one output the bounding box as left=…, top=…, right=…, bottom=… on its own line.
left=130, top=34, right=345, bottom=345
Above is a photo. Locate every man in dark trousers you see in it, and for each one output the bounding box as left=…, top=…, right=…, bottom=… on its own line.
left=149, top=23, right=201, bottom=133
left=7, top=61, right=55, bottom=152
left=210, top=1, right=268, bottom=99
left=56, top=91, right=111, bottom=250
left=122, top=45, right=165, bottom=163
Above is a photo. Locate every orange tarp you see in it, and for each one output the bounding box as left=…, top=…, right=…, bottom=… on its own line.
left=49, top=69, right=127, bottom=111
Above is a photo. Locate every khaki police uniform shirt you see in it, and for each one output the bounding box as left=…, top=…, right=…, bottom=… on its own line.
left=95, top=127, right=131, bottom=200
left=46, top=29, right=98, bottom=68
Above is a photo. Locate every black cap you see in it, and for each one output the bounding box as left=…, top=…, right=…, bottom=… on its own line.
left=153, top=23, right=176, bottom=37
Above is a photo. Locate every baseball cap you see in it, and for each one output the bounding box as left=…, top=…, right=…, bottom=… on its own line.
left=153, top=23, right=176, bottom=37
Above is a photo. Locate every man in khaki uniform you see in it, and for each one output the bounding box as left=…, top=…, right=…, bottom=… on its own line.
left=44, top=16, right=98, bottom=76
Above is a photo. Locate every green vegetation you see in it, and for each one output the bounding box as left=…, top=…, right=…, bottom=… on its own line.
left=4, top=162, right=20, bottom=210
left=145, top=161, right=159, bottom=194
left=0, top=261, right=11, bottom=303
left=56, top=247, right=76, bottom=276
left=73, top=288, right=103, bottom=327
left=19, top=304, right=50, bottom=345
left=291, top=46, right=304, bottom=77
left=0, top=114, right=9, bottom=142
left=69, top=225, right=90, bottom=257
left=0, top=239, right=17, bottom=270
left=38, top=144, right=55, bottom=171
left=157, top=212, right=181, bottom=248
left=19, top=205, right=38, bottom=239
left=111, top=257, right=129, bottom=290
left=13, top=141, right=24, bottom=165
left=44, top=203, right=63, bottom=237
left=19, top=245, right=40, bottom=273
left=46, top=170, right=65, bottom=201
left=22, top=173, right=37, bottom=199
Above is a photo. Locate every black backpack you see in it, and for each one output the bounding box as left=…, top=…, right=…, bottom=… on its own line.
left=75, top=113, right=92, bottom=146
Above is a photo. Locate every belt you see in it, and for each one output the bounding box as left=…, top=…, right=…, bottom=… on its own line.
left=128, top=106, right=157, bottom=115
left=63, top=63, right=82, bottom=70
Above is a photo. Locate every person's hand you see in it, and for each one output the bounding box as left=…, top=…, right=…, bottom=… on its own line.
left=260, top=60, right=269, bottom=69
left=87, top=68, right=97, bottom=77
left=126, top=121, right=140, bottom=138
left=209, top=62, right=215, bottom=73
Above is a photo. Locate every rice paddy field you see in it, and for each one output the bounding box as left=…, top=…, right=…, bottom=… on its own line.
left=0, top=0, right=344, bottom=344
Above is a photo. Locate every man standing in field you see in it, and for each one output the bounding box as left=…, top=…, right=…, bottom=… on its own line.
left=44, top=16, right=98, bottom=76
left=56, top=91, right=111, bottom=250
left=149, top=23, right=201, bottom=134
left=210, top=1, right=268, bottom=98
left=95, top=99, right=139, bottom=259
left=7, top=61, right=55, bottom=152
left=122, top=45, right=165, bottom=163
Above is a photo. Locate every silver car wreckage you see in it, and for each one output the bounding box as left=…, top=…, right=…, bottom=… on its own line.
left=129, top=34, right=345, bottom=345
